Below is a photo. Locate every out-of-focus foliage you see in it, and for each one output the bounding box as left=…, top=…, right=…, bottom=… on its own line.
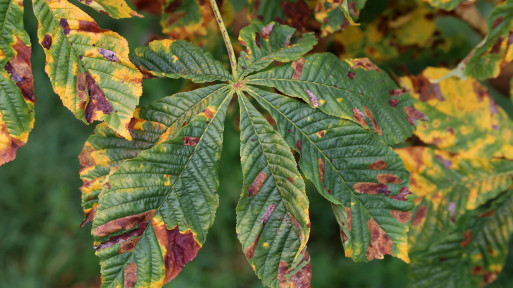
left=397, top=67, right=513, bottom=287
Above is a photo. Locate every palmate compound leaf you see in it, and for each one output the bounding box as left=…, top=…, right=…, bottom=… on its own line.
left=0, top=0, right=35, bottom=166
left=33, top=0, right=143, bottom=140
left=245, top=53, right=420, bottom=145
left=79, top=85, right=229, bottom=226
left=450, top=0, right=513, bottom=80
left=396, top=67, right=513, bottom=287
left=237, top=93, right=312, bottom=287
left=245, top=86, right=413, bottom=262
left=91, top=89, right=233, bottom=288
left=77, top=0, right=142, bottom=19
left=131, top=39, right=232, bottom=83
left=237, top=22, right=317, bottom=78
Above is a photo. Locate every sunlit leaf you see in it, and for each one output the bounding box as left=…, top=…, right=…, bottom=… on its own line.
left=237, top=93, right=311, bottom=287
left=247, top=87, right=414, bottom=262
left=78, top=0, right=142, bottom=18
left=399, top=67, right=513, bottom=159
left=132, top=39, right=232, bottom=82
left=33, top=0, right=143, bottom=140
left=396, top=67, right=513, bottom=288
left=79, top=85, right=229, bottom=226
left=237, top=22, right=317, bottom=77
left=246, top=54, right=417, bottom=145
left=92, top=90, right=232, bottom=288
left=0, top=0, right=35, bottom=166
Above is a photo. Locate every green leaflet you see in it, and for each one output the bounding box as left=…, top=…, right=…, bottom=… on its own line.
left=246, top=53, right=418, bottom=145
left=237, top=93, right=311, bottom=287
left=247, top=87, right=413, bottom=262
left=92, top=90, right=232, bottom=288
left=450, top=0, right=513, bottom=80
left=420, top=0, right=465, bottom=10
left=0, top=0, right=35, bottom=166
left=132, top=39, right=232, bottom=82
left=77, top=0, right=142, bottom=18
left=314, top=0, right=367, bottom=36
left=33, top=0, right=143, bottom=140
left=408, top=190, right=513, bottom=288
left=79, top=85, right=229, bottom=226
left=237, top=22, right=317, bottom=78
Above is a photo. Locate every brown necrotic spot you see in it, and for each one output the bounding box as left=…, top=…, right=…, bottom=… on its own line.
left=80, top=207, right=97, bottom=228
left=351, top=58, right=381, bottom=72
left=261, top=23, right=274, bottom=39
left=364, top=106, right=382, bottom=135
left=296, top=139, right=302, bottom=152
left=436, top=154, right=452, bottom=169
left=318, top=158, right=325, bottom=183
left=152, top=224, right=201, bottom=284
left=248, top=171, right=268, bottom=197
left=262, top=203, right=277, bottom=226
left=403, top=106, right=425, bottom=125
left=353, top=183, right=390, bottom=196
left=41, top=34, right=52, bottom=49
left=366, top=218, right=393, bottom=261
left=78, top=20, right=104, bottom=33
left=278, top=250, right=312, bottom=288
left=99, top=48, right=121, bottom=62
left=5, top=37, right=35, bottom=102
left=317, top=130, right=325, bottom=138
left=368, top=159, right=387, bottom=170
left=288, top=177, right=294, bottom=183
left=388, top=99, right=399, bottom=107
left=255, top=32, right=261, bottom=48
left=84, top=72, right=113, bottom=123
left=461, top=230, right=474, bottom=247
left=492, top=16, right=503, bottom=29
left=118, top=238, right=141, bottom=254
left=291, top=58, right=305, bottom=80
left=412, top=205, right=427, bottom=227
left=347, top=71, right=355, bottom=80
left=389, top=89, right=406, bottom=97
left=244, top=232, right=261, bottom=259
left=390, top=210, right=412, bottom=224
left=76, top=73, right=87, bottom=110
left=202, top=107, right=215, bottom=119
left=391, top=187, right=412, bottom=201
left=304, top=89, right=319, bottom=107
left=410, top=75, right=443, bottom=102
left=94, top=209, right=156, bottom=237
left=183, top=136, right=200, bottom=146
left=288, top=213, right=303, bottom=241
left=478, top=210, right=496, bottom=218
left=124, top=263, right=138, bottom=288
left=377, top=173, right=401, bottom=184
left=352, top=108, right=367, bottom=127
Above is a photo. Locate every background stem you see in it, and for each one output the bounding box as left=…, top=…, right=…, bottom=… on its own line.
left=209, top=0, right=238, bottom=80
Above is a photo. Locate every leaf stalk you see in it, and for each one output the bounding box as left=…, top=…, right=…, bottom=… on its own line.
left=209, top=0, right=238, bottom=80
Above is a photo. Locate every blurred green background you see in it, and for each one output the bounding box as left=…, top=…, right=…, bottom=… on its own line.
left=1, top=0, right=513, bottom=287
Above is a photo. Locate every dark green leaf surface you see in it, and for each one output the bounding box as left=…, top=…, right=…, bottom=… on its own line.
left=247, top=87, right=413, bottom=262
left=91, top=90, right=232, bottom=288
left=79, top=85, right=229, bottom=225
left=132, top=39, right=232, bottom=83
left=237, top=22, right=317, bottom=78
left=237, top=93, right=311, bottom=288
left=247, top=53, right=417, bottom=145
